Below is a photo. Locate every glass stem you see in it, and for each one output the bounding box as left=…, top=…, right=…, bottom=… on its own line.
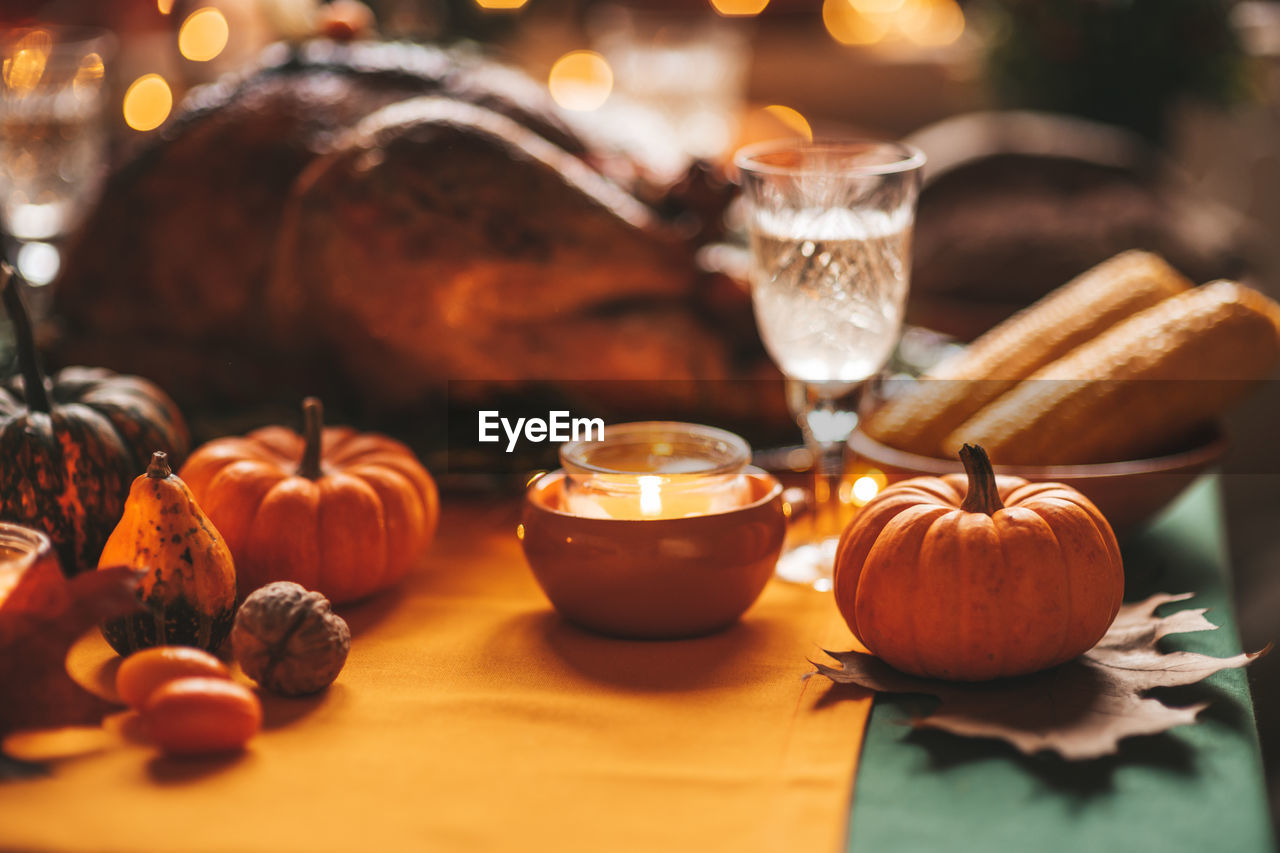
left=810, top=435, right=846, bottom=543
left=788, top=379, right=863, bottom=543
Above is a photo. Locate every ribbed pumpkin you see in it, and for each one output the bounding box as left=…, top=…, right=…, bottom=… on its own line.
left=99, top=452, right=237, bottom=654
left=833, top=444, right=1123, bottom=681
left=0, top=266, right=189, bottom=574
left=178, top=398, right=438, bottom=604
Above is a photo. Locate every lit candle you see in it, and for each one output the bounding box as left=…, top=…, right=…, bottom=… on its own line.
left=560, top=422, right=754, bottom=520
left=0, top=522, right=53, bottom=606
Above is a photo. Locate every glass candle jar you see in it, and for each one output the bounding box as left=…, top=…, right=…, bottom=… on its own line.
left=0, top=521, right=52, bottom=604
left=560, top=421, right=753, bottom=520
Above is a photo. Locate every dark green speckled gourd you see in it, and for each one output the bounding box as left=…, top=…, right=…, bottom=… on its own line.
left=99, top=451, right=236, bottom=654
left=0, top=264, right=189, bottom=575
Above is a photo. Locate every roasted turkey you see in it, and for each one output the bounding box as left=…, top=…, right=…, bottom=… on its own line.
left=54, top=40, right=757, bottom=447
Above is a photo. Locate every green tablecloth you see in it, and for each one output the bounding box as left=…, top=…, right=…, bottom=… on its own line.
left=847, top=477, right=1275, bottom=852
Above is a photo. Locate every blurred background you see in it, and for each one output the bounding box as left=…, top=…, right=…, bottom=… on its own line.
left=2, top=0, right=1278, bottom=830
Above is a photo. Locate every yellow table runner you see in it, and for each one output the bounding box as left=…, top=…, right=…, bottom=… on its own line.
left=1, top=499, right=871, bottom=853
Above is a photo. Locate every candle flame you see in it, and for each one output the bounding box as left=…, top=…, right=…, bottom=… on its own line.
left=638, top=475, right=664, bottom=518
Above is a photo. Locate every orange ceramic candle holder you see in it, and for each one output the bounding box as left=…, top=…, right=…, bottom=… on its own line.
left=520, top=468, right=786, bottom=639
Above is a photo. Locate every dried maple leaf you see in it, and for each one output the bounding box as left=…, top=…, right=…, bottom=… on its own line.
left=811, top=593, right=1264, bottom=760
left=0, top=566, right=142, bottom=739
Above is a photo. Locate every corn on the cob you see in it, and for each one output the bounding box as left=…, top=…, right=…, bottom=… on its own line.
left=942, top=281, right=1280, bottom=465
left=863, top=251, right=1191, bottom=456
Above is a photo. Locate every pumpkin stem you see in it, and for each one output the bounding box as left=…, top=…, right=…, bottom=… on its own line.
left=0, top=263, right=53, bottom=414
left=959, top=444, right=1004, bottom=515
left=147, top=451, right=172, bottom=479
left=298, top=397, right=324, bottom=479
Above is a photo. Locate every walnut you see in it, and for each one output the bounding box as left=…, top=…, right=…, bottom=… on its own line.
left=231, top=582, right=350, bottom=697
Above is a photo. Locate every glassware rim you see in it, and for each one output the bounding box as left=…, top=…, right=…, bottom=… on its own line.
left=560, top=420, right=750, bottom=479
left=1, top=25, right=117, bottom=58
left=0, top=521, right=50, bottom=573
left=588, top=1, right=748, bottom=29
left=733, top=138, right=926, bottom=178
left=587, top=3, right=752, bottom=64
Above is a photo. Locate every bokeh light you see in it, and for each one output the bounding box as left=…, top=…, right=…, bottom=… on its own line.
left=157, top=0, right=175, bottom=13
left=898, top=0, right=965, bottom=46
left=73, top=52, right=104, bottom=95
left=474, top=0, right=528, bottom=8
left=16, top=241, right=60, bottom=287
left=824, top=0, right=964, bottom=48
left=709, top=0, right=770, bottom=15
left=852, top=0, right=904, bottom=13
left=548, top=51, right=613, bottom=112
left=824, top=0, right=891, bottom=46
left=762, top=105, right=813, bottom=141
left=851, top=476, right=880, bottom=505
left=3, top=30, right=51, bottom=94
left=123, top=73, right=173, bottom=132
left=178, top=7, right=230, bottom=62
left=849, top=468, right=887, bottom=507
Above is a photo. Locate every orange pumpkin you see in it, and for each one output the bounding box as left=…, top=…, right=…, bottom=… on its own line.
left=178, top=398, right=438, bottom=604
left=833, top=444, right=1123, bottom=681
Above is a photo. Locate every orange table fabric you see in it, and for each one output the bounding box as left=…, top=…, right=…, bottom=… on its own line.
left=1, top=499, right=872, bottom=853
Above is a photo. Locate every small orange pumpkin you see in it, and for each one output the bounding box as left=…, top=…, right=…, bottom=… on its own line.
left=178, top=398, right=438, bottom=604
left=833, top=444, right=1123, bottom=681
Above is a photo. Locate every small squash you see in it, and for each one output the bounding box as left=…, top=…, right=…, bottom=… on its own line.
left=0, top=265, right=189, bottom=574
left=832, top=444, right=1123, bottom=681
left=99, top=452, right=237, bottom=655
left=178, top=398, right=438, bottom=604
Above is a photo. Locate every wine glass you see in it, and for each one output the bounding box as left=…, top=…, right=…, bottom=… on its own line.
left=0, top=26, right=113, bottom=315
left=589, top=3, right=751, bottom=172
left=735, top=139, right=924, bottom=590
